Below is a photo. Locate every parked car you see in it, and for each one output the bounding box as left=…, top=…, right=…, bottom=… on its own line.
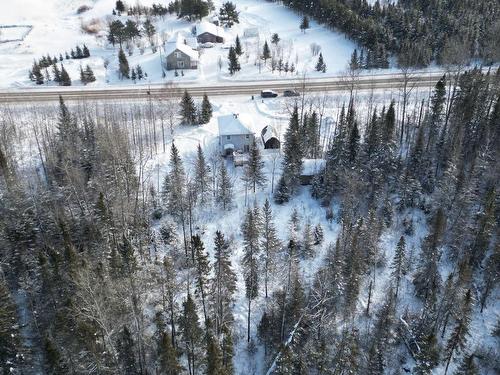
left=261, top=90, right=278, bottom=98
left=200, top=42, right=215, bottom=48
left=283, top=89, right=300, bottom=97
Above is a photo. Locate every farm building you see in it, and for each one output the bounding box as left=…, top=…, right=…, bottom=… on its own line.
left=218, top=114, right=255, bottom=156
left=300, top=159, right=326, bottom=185
left=164, top=33, right=199, bottom=70
left=196, top=21, right=225, bottom=43
left=261, top=125, right=280, bottom=149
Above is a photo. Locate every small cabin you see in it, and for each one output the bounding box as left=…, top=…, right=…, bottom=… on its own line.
left=218, top=114, right=255, bottom=156
left=300, top=159, right=326, bottom=185
left=261, top=125, right=280, bottom=149
left=196, top=22, right=225, bottom=44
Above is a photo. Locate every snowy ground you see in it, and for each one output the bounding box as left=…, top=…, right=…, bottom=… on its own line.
left=2, top=0, right=359, bottom=88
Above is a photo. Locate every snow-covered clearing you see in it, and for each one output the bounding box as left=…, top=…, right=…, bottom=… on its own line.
left=2, top=0, right=363, bottom=88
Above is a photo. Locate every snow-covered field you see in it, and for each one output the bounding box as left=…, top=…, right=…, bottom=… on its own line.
left=1, top=0, right=361, bottom=88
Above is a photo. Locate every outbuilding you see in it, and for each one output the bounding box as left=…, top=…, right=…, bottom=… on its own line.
left=196, top=21, right=225, bottom=43
left=300, top=159, right=326, bottom=185
left=261, top=125, right=280, bottom=149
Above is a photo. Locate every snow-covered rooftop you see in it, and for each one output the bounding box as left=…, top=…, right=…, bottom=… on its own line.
left=218, top=114, right=254, bottom=136
left=261, top=125, right=279, bottom=143
left=196, top=21, right=225, bottom=38
left=164, top=33, right=199, bottom=60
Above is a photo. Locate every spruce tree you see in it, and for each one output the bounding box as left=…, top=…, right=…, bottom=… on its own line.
left=212, top=231, right=237, bottom=335
left=32, top=62, right=44, bottom=84
left=391, top=236, right=407, bottom=299
left=116, top=326, right=138, bottom=375
left=162, top=142, right=186, bottom=220
left=194, top=144, right=211, bottom=205
left=118, top=48, right=130, bottom=79
left=316, top=53, right=326, bottom=72
left=453, top=353, right=479, bottom=375
left=52, top=63, right=61, bottom=83
left=180, top=90, right=197, bottom=125
left=261, top=199, right=280, bottom=298
left=235, top=35, right=243, bottom=56
left=262, top=41, right=271, bottom=63
left=216, top=161, right=233, bottom=210
left=443, top=289, right=473, bottom=375
left=206, top=334, right=225, bottom=375
left=241, top=206, right=261, bottom=342
left=243, top=140, right=266, bottom=193
left=199, top=93, right=213, bottom=124
left=192, top=234, right=210, bottom=322
left=271, top=33, right=280, bottom=45
left=60, top=65, right=71, bottom=86
left=228, top=46, right=240, bottom=75
left=179, top=294, right=203, bottom=375
left=219, top=1, right=239, bottom=27
left=82, top=44, right=90, bottom=57
left=158, top=331, right=182, bottom=374
left=313, top=223, right=324, bottom=245
left=300, top=15, right=310, bottom=33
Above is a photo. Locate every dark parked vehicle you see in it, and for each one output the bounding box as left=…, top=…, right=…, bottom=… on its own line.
left=283, top=89, right=300, bottom=97
left=261, top=90, right=278, bottom=98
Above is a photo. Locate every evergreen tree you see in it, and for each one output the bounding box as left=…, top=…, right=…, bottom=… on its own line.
left=414, top=332, right=440, bottom=375
left=180, top=90, right=197, bottom=124
left=453, top=353, right=479, bottom=375
left=212, top=231, right=237, bottom=335
left=243, top=140, right=266, bottom=193
left=179, top=294, right=203, bottom=375
left=158, top=331, right=183, bottom=374
left=300, top=15, right=310, bottom=33
left=143, top=18, right=156, bottom=44
left=118, top=48, right=130, bottom=79
left=194, top=144, right=211, bottom=205
left=228, top=47, right=240, bottom=75
left=275, top=105, right=303, bottom=202
left=271, top=33, right=280, bottom=45
left=241, top=206, right=261, bottom=342
left=82, top=44, right=90, bottom=57
left=75, top=45, right=83, bottom=59
left=192, top=234, right=210, bottom=321
left=262, top=41, right=271, bottom=63
left=391, top=236, right=407, bottom=299
left=219, top=1, right=239, bottom=27
left=216, top=161, right=233, bottom=210
left=234, top=35, right=243, bottom=56
left=206, top=334, right=225, bottom=375
left=116, top=0, right=125, bottom=13
left=52, top=63, right=61, bottom=83
left=302, top=220, right=315, bottom=258
left=116, top=326, right=138, bottom=375
left=316, top=52, right=326, bottom=72
left=443, top=289, right=473, bottom=375
left=313, top=223, right=324, bottom=245
left=162, top=142, right=186, bottom=220
left=108, top=20, right=125, bottom=46
left=0, top=279, right=19, bottom=372
left=199, top=93, right=213, bottom=124
left=131, top=68, right=137, bottom=82
left=261, top=199, right=280, bottom=298
left=60, top=65, right=71, bottom=86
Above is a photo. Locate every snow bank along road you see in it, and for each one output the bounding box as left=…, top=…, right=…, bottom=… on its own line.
left=0, top=71, right=446, bottom=103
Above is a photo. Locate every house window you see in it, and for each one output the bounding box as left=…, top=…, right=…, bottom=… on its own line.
left=246, top=134, right=249, bottom=139
left=177, top=61, right=185, bottom=68
left=175, top=51, right=181, bottom=59
left=226, top=135, right=231, bottom=140
left=244, top=145, right=250, bottom=152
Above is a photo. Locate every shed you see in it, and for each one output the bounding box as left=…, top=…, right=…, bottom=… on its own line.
left=196, top=21, right=225, bottom=43
left=261, top=125, right=280, bottom=149
left=218, top=114, right=255, bottom=156
left=300, top=159, right=326, bottom=185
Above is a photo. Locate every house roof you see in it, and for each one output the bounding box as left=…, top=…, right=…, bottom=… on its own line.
left=164, top=33, right=199, bottom=60
left=196, top=21, right=225, bottom=38
left=261, top=125, right=279, bottom=143
left=218, top=114, right=254, bottom=136
left=301, top=159, right=326, bottom=176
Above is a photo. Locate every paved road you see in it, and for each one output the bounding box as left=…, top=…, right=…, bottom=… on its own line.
left=0, top=71, right=444, bottom=103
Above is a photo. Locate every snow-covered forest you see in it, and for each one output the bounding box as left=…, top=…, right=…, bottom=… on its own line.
left=1, top=66, right=499, bottom=375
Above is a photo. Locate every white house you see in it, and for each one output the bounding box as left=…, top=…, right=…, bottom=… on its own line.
left=218, top=114, right=255, bottom=156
